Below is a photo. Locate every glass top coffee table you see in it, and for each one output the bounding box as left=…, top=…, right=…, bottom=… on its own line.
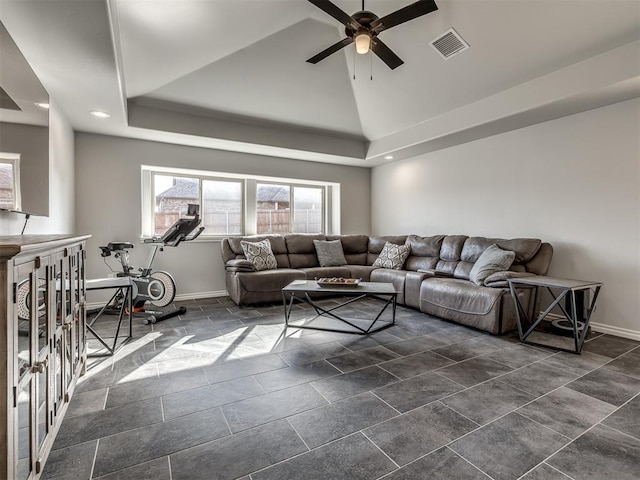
left=282, top=280, right=398, bottom=335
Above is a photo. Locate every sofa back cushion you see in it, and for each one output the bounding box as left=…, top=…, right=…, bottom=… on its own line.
left=404, top=234, right=444, bottom=271
left=224, top=236, right=290, bottom=268
left=367, top=235, right=408, bottom=265
left=285, top=234, right=326, bottom=268
left=436, top=235, right=468, bottom=275
left=455, top=237, right=542, bottom=280
left=326, top=235, right=368, bottom=265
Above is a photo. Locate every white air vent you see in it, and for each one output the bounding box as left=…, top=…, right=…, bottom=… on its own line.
left=430, top=28, right=469, bottom=59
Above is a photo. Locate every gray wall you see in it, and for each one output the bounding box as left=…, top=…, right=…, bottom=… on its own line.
left=0, top=100, right=74, bottom=234
left=75, top=133, right=371, bottom=296
left=371, top=98, right=640, bottom=338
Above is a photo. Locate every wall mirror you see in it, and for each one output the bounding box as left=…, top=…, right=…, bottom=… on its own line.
left=0, top=20, right=49, bottom=216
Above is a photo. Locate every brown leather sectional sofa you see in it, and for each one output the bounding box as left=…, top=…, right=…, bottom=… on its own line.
left=221, top=234, right=553, bottom=334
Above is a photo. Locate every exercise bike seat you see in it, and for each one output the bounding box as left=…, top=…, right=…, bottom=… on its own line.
left=108, top=242, right=135, bottom=251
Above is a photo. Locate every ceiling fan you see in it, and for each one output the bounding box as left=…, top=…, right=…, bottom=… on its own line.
left=307, top=0, right=438, bottom=70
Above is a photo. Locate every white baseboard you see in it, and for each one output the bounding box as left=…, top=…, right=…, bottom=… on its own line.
left=174, top=290, right=228, bottom=301
left=589, top=322, right=640, bottom=342
left=86, top=291, right=228, bottom=310
left=538, top=313, right=640, bottom=341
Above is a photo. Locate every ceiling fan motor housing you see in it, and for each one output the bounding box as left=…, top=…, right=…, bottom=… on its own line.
left=346, top=11, right=378, bottom=39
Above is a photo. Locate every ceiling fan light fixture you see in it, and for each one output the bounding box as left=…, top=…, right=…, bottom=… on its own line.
left=355, top=32, right=371, bottom=54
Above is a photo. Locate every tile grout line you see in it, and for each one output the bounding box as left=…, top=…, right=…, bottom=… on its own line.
left=285, top=418, right=311, bottom=452
left=435, top=400, right=481, bottom=428
left=599, top=422, right=640, bottom=444
left=167, top=455, right=173, bottom=480
left=540, top=461, right=578, bottom=480
left=526, top=390, right=640, bottom=476
left=89, top=438, right=100, bottom=479
left=446, top=445, right=497, bottom=480
left=361, top=430, right=401, bottom=470
left=369, top=391, right=403, bottom=416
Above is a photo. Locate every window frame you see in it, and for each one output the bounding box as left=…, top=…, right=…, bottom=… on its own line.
left=141, top=165, right=338, bottom=240
left=255, top=181, right=326, bottom=235
left=0, top=153, right=22, bottom=212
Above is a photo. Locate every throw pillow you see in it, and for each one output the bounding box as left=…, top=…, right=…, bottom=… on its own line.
left=240, top=239, right=277, bottom=271
left=469, top=244, right=516, bottom=286
left=313, top=240, right=348, bottom=267
left=373, top=242, right=411, bottom=270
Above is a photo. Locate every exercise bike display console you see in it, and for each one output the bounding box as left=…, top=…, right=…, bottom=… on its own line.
left=98, top=204, right=204, bottom=323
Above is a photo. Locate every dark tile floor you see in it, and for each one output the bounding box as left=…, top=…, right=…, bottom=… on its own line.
left=42, top=296, right=640, bottom=480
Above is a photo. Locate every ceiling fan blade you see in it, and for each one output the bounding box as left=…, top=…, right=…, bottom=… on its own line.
left=307, top=37, right=354, bottom=64
left=308, top=0, right=361, bottom=29
left=371, top=38, right=404, bottom=70
left=371, top=0, right=438, bottom=33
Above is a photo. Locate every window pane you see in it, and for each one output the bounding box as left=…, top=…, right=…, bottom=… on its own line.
left=154, top=175, right=200, bottom=235
left=202, top=180, right=242, bottom=235
left=293, top=187, right=323, bottom=233
left=257, top=183, right=290, bottom=234
left=0, top=161, right=17, bottom=210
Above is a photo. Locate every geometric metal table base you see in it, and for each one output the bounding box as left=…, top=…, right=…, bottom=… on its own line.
left=508, top=276, right=602, bottom=354
left=85, top=277, right=133, bottom=356
left=282, top=280, right=397, bottom=335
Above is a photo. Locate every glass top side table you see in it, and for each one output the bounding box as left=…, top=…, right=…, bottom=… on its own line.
left=508, top=275, right=602, bottom=354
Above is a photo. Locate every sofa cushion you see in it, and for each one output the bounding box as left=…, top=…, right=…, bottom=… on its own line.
left=367, top=236, right=408, bottom=265
left=236, top=269, right=306, bottom=293
left=369, top=268, right=407, bottom=304
left=300, top=266, right=352, bottom=280
left=241, top=239, right=278, bottom=271
left=313, top=239, right=347, bottom=267
left=469, top=244, right=516, bottom=286
left=461, top=237, right=541, bottom=264
left=373, top=242, right=411, bottom=270
left=346, top=265, right=377, bottom=282
left=286, top=234, right=325, bottom=268
left=226, top=236, right=290, bottom=268
left=404, top=234, right=443, bottom=272
left=327, top=234, right=369, bottom=266
left=420, top=278, right=504, bottom=316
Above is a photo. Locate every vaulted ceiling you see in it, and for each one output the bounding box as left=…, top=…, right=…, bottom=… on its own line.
left=1, top=0, right=639, bottom=166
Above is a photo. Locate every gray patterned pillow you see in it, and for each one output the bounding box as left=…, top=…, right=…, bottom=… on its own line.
left=469, top=244, right=516, bottom=286
left=241, top=239, right=277, bottom=271
left=313, top=240, right=347, bottom=267
left=373, top=242, right=411, bottom=270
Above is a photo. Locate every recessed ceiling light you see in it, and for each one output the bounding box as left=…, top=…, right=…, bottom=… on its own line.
left=384, top=155, right=394, bottom=160
left=90, top=110, right=111, bottom=118
left=34, top=102, right=49, bottom=109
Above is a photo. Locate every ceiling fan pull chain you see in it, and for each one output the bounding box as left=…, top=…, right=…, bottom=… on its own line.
left=370, top=50, right=373, bottom=80
left=353, top=48, right=357, bottom=80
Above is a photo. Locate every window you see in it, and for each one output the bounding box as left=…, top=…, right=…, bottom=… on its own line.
left=149, top=171, right=243, bottom=237
left=257, top=183, right=323, bottom=234
left=142, top=166, right=338, bottom=239
left=0, top=153, right=21, bottom=211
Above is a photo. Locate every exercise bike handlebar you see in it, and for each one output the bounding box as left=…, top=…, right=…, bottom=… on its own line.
left=143, top=225, right=204, bottom=246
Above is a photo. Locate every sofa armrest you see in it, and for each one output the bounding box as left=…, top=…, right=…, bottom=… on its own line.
left=226, top=259, right=256, bottom=272
left=417, top=269, right=454, bottom=278
left=484, top=271, right=535, bottom=287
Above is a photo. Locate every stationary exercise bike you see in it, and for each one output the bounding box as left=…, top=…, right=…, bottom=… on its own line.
left=98, top=204, right=204, bottom=324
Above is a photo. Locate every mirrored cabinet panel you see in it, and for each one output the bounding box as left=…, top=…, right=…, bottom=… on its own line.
left=1, top=235, right=89, bottom=480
